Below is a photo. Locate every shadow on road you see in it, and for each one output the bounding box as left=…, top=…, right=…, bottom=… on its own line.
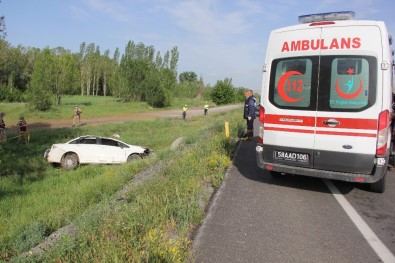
left=234, top=138, right=356, bottom=195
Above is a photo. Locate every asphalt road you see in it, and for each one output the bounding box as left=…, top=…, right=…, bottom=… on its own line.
left=192, top=121, right=395, bottom=262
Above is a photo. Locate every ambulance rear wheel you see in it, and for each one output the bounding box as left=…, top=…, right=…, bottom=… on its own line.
left=370, top=172, right=386, bottom=193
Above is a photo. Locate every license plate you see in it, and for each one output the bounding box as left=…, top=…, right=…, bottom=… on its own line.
left=274, top=150, right=309, bottom=163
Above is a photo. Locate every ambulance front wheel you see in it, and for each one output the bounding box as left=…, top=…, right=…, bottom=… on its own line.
left=369, top=172, right=386, bottom=193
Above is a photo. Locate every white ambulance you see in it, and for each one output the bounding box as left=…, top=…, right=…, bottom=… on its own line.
left=256, top=11, right=394, bottom=193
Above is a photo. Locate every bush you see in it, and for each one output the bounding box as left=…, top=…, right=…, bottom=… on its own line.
left=147, top=86, right=171, bottom=108
left=211, top=78, right=236, bottom=105
left=26, top=87, right=53, bottom=111
left=13, top=222, right=50, bottom=253
left=0, top=85, right=25, bottom=102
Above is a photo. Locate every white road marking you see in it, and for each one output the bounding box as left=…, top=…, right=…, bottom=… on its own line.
left=324, top=179, right=395, bottom=263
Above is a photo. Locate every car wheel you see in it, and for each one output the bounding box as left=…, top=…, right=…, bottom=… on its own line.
left=370, top=172, right=386, bottom=193
left=127, top=154, right=141, bottom=162
left=61, top=153, right=78, bottom=170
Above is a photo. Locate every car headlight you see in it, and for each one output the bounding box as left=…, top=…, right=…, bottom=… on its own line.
left=44, top=149, right=50, bottom=158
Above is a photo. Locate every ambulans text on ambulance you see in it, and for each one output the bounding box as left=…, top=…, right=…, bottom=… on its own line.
left=281, top=37, right=361, bottom=52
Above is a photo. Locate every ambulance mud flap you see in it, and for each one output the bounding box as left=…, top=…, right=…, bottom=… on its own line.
left=256, top=145, right=388, bottom=184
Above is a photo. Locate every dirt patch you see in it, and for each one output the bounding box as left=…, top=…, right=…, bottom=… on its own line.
left=11, top=104, right=242, bottom=131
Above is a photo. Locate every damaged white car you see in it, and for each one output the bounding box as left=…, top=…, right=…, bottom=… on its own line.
left=44, top=135, right=153, bottom=170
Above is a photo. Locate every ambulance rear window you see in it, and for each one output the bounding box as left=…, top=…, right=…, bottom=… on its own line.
left=337, top=59, right=363, bottom=75
left=329, top=58, right=370, bottom=110
left=269, top=55, right=376, bottom=112
left=271, top=58, right=314, bottom=109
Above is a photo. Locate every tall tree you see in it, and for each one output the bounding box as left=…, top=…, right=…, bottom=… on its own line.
left=84, top=43, right=96, bottom=96
left=55, top=52, right=79, bottom=103
left=27, top=48, right=79, bottom=109
left=179, top=71, right=198, bottom=83
left=101, top=49, right=114, bottom=96
left=92, top=45, right=100, bottom=96
left=78, top=42, right=86, bottom=95
left=27, top=48, right=57, bottom=110
left=170, top=46, right=179, bottom=79
left=0, top=0, right=6, bottom=40
left=109, top=48, right=121, bottom=97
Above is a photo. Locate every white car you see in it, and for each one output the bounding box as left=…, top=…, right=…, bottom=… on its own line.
left=44, top=135, right=153, bottom=170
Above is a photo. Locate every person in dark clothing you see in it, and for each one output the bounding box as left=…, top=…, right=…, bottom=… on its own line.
left=0, top=112, right=6, bottom=142
left=17, top=116, right=29, bottom=144
left=242, top=89, right=256, bottom=141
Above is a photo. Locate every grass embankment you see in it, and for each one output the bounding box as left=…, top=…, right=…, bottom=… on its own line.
left=0, top=108, right=243, bottom=261
left=0, top=95, right=214, bottom=124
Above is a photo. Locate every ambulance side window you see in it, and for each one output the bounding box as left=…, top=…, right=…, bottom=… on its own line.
left=270, top=58, right=316, bottom=110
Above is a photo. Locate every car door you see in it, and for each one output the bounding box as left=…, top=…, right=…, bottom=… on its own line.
left=99, top=138, right=127, bottom=163
left=263, top=28, right=321, bottom=168
left=76, top=137, right=100, bottom=163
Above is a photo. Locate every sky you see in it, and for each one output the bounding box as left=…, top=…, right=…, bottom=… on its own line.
left=2, top=0, right=395, bottom=91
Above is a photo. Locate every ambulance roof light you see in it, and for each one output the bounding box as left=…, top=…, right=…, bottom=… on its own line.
left=298, top=11, right=355, bottom=24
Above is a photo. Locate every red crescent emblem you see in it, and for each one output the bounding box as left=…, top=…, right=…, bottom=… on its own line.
left=335, top=79, right=363, bottom=99
left=278, top=71, right=303, bottom=103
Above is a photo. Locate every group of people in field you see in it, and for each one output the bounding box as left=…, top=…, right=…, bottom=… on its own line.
left=1, top=92, right=256, bottom=144
left=0, top=105, right=83, bottom=144
left=182, top=101, right=210, bottom=120
left=0, top=112, right=30, bottom=144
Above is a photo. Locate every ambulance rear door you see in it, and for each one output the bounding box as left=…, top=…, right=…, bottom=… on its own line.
left=312, top=24, right=382, bottom=174
left=262, top=26, right=322, bottom=169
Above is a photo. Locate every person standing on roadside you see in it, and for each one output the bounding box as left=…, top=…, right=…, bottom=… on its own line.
left=72, top=105, right=82, bottom=127
left=242, top=89, right=256, bottom=141
left=182, top=104, right=188, bottom=120
left=0, top=112, right=6, bottom=142
left=17, top=116, right=29, bottom=144
left=204, top=102, right=209, bottom=116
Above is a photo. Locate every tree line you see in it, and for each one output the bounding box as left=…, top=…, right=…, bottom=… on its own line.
left=0, top=39, right=246, bottom=110
left=0, top=39, right=183, bottom=110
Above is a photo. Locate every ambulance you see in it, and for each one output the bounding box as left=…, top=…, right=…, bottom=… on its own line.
left=256, top=11, right=394, bottom=193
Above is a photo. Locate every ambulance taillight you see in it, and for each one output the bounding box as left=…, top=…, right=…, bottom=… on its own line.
left=258, top=106, right=265, bottom=144
left=376, top=110, right=390, bottom=156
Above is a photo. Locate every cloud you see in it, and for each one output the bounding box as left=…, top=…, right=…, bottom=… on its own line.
left=70, top=5, right=93, bottom=20
left=159, top=0, right=257, bottom=42
left=149, top=0, right=268, bottom=88
left=85, top=0, right=131, bottom=22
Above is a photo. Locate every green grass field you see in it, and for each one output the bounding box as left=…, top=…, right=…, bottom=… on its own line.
left=0, top=105, right=244, bottom=261
left=0, top=95, right=215, bottom=125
